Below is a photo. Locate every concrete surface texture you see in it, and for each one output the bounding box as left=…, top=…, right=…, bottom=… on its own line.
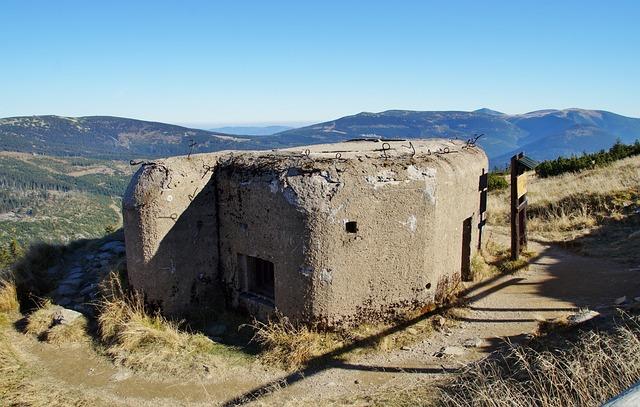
left=123, top=139, right=488, bottom=325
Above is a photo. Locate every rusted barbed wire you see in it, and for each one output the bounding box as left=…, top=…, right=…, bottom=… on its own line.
left=187, top=139, right=198, bottom=159
left=129, top=159, right=158, bottom=166
left=462, top=133, right=484, bottom=149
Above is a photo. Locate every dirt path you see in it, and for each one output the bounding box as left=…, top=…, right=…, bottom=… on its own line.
left=249, top=235, right=640, bottom=405
left=5, top=236, right=639, bottom=406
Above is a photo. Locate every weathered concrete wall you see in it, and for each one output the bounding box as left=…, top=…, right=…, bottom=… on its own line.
left=306, top=158, right=439, bottom=326
left=216, top=155, right=311, bottom=320
left=123, top=139, right=488, bottom=325
left=122, top=153, right=222, bottom=315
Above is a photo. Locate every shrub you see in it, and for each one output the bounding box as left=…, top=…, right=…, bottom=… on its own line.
left=536, top=139, right=640, bottom=178
left=487, top=172, right=509, bottom=191
left=12, top=243, right=65, bottom=309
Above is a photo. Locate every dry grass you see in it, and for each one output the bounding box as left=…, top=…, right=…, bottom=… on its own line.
left=438, top=312, right=640, bottom=407
left=468, top=239, right=533, bottom=282
left=487, top=155, right=640, bottom=264
left=251, top=317, right=344, bottom=369
left=25, top=300, right=89, bottom=343
left=252, top=309, right=440, bottom=370
left=488, top=155, right=640, bottom=239
left=97, top=273, right=244, bottom=376
left=0, top=279, right=19, bottom=314
left=0, top=325, right=100, bottom=406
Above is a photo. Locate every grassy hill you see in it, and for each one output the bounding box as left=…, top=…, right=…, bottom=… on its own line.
left=0, top=152, right=128, bottom=246
left=488, top=154, right=640, bottom=265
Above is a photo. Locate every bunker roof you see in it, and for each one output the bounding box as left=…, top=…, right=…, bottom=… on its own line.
left=241, top=138, right=479, bottom=161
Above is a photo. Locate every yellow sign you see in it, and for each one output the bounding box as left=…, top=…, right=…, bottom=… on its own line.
left=516, top=173, right=527, bottom=198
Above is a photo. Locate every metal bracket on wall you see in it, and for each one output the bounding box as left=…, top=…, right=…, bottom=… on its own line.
left=158, top=213, right=178, bottom=222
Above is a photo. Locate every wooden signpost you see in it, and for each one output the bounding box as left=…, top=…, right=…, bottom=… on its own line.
left=510, top=152, right=538, bottom=260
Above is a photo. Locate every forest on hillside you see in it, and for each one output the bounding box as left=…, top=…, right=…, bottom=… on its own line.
left=0, top=154, right=128, bottom=246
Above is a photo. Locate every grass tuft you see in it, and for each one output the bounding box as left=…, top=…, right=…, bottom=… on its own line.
left=25, top=299, right=89, bottom=343
left=97, top=273, right=242, bottom=375
left=251, top=316, right=342, bottom=370
left=469, top=239, right=533, bottom=281
left=0, top=280, right=19, bottom=314
left=252, top=309, right=439, bottom=370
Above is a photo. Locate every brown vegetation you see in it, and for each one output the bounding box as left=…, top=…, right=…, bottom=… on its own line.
left=25, top=300, right=88, bottom=344
left=252, top=309, right=443, bottom=371
left=438, top=312, right=640, bottom=407
left=488, top=155, right=640, bottom=264
left=0, top=280, right=19, bottom=314
left=97, top=274, right=246, bottom=376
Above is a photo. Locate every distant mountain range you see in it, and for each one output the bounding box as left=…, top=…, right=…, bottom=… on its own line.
left=208, top=125, right=294, bottom=136
left=2, top=109, right=639, bottom=165
left=0, top=116, right=282, bottom=159
left=270, top=109, right=640, bottom=166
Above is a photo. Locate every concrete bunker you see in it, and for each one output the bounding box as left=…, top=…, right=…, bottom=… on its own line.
left=123, top=139, right=488, bottom=326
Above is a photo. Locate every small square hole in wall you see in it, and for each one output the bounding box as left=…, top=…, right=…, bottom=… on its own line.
left=345, top=221, right=358, bottom=233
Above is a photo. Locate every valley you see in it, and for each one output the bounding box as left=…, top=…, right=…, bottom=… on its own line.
left=0, top=152, right=127, bottom=246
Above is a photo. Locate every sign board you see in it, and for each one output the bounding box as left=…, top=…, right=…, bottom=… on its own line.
left=516, top=173, right=527, bottom=198
left=511, top=152, right=533, bottom=261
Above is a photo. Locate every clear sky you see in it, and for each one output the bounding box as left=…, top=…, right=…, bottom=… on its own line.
left=1, top=1, right=638, bottom=126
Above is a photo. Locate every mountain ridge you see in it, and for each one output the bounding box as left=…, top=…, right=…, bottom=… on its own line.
left=208, top=125, right=295, bottom=136
left=2, top=109, right=639, bottom=165
left=270, top=108, right=640, bottom=165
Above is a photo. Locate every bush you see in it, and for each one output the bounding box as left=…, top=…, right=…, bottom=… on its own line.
left=488, top=173, right=509, bottom=191
left=536, top=139, right=640, bottom=178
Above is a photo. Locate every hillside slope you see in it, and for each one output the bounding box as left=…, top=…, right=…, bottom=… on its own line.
left=0, top=152, right=127, bottom=245
left=0, top=116, right=270, bottom=159
left=488, top=154, right=640, bottom=265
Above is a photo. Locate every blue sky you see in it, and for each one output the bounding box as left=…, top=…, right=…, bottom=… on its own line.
left=1, top=1, right=638, bottom=126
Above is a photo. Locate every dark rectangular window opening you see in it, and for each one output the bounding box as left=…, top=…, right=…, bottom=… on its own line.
left=246, top=255, right=275, bottom=300
left=461, top=216, right=473, bottom=281
left=345, top=221, right=358, bottom=233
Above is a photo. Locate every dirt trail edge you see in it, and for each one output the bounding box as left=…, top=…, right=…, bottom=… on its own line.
left=5, top=237, right=639, bottom=406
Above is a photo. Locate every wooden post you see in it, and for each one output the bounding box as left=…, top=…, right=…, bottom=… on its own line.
left=510, top=152, right=536, bottom=260
left=510, top=154, right=520, bottom=260
left=511, top=152, right=531, bottom=260
left=478, top=168, right=488, bottom=251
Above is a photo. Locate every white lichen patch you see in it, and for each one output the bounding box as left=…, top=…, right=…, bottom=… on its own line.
left=399, top=214, right=417, bottom=233
left=406, top=165, right=436, bottom=180
left=327, top=204, right=344, bottom=223
left=365, top=169, right=400, bottom=189
left=320, top=268, right=333, bottom=284
left=269, top=179, right=279, bottom=193
left=407, top=165, right=437, bottom=204
left=298, top=266, right=313, bottom=277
